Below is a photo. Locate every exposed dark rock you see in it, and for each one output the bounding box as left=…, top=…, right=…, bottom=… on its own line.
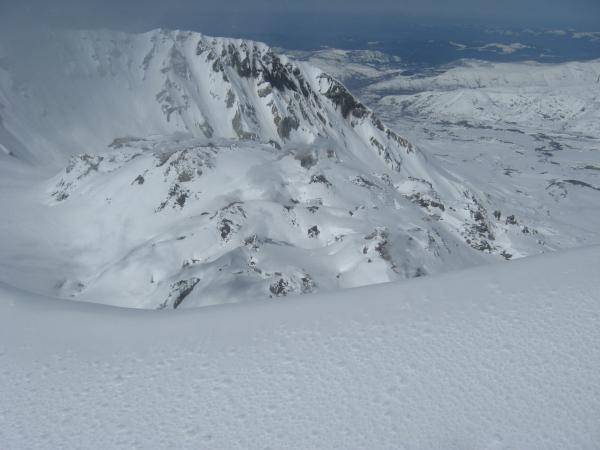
left=177, top=169, right=193, bottom=183
left=369, top=137, right=402, bottom=171
left=376, top=235, right=400, bottom=273
left=219, top=219, right=233, bottom=240
left=414, top=267, right=427, bottom=277
left=352, top=176, right=379, bottom=189
left=276, top=116, right=299, bottom=140
left=269, top=278, right=289, bottom=296
left=228, top=44, right=259, bottom=78
left=175, top=192, right=188, bottom=208
left=262, top=55, right=299, bottom=93
left=563, top=179, right=600, bottom=191
left=199, top=38, right=312, bottom=100
left=385, top=129, right=414, bottom=153
left=225, top=89, right=236, bottom=108
left=66, top=154, right=104, bottom=178
left=319, top=74, right=368, bottom=119
left=199, top=120, right=214, bottom=138
left=156, top=81, right=188, bottom=122
left=157, top=184, right=189, bottom=211
left=268, top=139, right=282, bottom=150
left=258, top=85, right=273, bottom=98
left=132, top=175, right=145, bottom=185
left=407, top=192, right=445, bottom=211
left=167, top=278, right=201, bottom=309
left=109, top=136, right=144, bottom=149
left=244, top=234, right=260, bottom=250
left=473, top=240, right=492, bottom=252
left=213, top=202, right=246, bottom=241
left=308, top=225, right=320, bottom=238
left=295, top=151, right=317, bottom=169
left=301, top=275, right=315, bottom=293
left=310, top=174, right=332, bottom=187
left=463, top=196, right=497, bottom=253
left=53, top=191, right=69, bottom=201
left=211, top=59, right=223, bottom=73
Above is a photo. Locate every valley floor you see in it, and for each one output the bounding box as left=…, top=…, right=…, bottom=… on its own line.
left=1, top=245, right=599, bottom=448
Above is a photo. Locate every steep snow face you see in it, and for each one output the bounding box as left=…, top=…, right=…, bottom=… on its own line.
left=0, top=30, right=551, bottom=308
left=0, top=29, right=411, bottom=172
left=2, top=246, right=600, bottom=448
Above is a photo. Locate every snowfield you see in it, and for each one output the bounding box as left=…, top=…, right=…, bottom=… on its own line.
left=1, top=245, right=600, bottom=448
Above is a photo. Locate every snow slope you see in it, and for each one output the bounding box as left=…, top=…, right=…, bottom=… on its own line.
left=1, top=245, right=599, bottom=448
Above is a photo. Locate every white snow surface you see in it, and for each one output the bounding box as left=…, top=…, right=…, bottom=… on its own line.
left=1, top=245, right=599, bottom=448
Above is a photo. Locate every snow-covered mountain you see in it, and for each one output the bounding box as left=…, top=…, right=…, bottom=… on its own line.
left=368, top=58, right=600, bottom=91
left=0, top=30, right=556, bottom=308
left=368, top=58, right=600, bottom=135
left=0, top=30, right=414, bottom=168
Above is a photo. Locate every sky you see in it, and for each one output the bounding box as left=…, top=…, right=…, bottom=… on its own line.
left=2, top=0, right=600, bottom=32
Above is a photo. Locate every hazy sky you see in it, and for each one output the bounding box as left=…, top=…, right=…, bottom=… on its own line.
left=3, top=0, right=599, bottom=31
